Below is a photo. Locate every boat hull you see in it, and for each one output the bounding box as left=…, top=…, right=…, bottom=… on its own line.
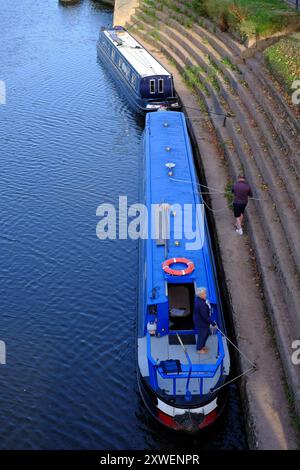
left=96, top=42, right=181, bottom=114
left=137, top=369, right=228, bottom=434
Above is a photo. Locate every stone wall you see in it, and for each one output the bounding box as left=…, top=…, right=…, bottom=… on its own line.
left=113, top=0, right=139, bottom=26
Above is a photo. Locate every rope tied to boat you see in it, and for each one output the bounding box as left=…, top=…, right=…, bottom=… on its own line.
left=210, top=325, right=257, bottom=393
left=167, top=176, right=266, bottom=213
left=177, top=327, right=257, bottom=394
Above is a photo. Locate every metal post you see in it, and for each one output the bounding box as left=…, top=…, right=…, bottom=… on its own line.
left=200, top=377, right=203, bottom=395
left=148, top=359, right=158, bottom=390
left=147, top=333, right=158, bottom=390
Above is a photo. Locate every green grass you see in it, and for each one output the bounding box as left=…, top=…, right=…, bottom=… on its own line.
left=264, top=36, right=300, bottom=93
left=168, top=57, right=176, bottom=67
left=196, top=95, right=207, bottom=113
left=140, top=5, right=157, bottom=19
left=149, top=29, right=161, bottom=41
left=143, top=0, right=155, bottom=6
left=150, top=0, right=300, bottom=43
left=221, top=57, right=240, bottom=73
left=189, top=0, right=300, bottom=42
left=283, top=381, right=300, bottom=439
left=185, top=18, right=194, bottom=28
left=225, top=179, right=234, bottom=204
left=183, top=66, right=208, bottom=95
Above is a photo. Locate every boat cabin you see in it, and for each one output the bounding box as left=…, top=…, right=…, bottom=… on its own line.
left=97, top=26, right=179, bottom=111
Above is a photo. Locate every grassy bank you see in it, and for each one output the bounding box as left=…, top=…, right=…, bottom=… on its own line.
left=264, top=35, right=300, bottom=93
left=191, top=0, right=300, bottom=42
left=144, top=0, right=300, bottom=43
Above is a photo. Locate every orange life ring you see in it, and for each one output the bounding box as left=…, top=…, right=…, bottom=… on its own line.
left=162, top=257, right=195, bottom=276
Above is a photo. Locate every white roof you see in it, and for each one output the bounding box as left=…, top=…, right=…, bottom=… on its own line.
left=104, top=29, right=171, bottom=78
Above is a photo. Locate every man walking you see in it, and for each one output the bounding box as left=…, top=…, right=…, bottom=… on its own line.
left=232, top=173, right=253, bottom=235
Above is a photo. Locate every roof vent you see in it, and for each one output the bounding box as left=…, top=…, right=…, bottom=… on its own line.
left=155, top=203, right=170, bottom=247
left=165, top=162, right=175, bottom=176
left=110, top=32, right=123, bottom=46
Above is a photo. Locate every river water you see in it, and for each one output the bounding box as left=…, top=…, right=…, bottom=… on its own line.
left=0, top=0, right=247, bottom=449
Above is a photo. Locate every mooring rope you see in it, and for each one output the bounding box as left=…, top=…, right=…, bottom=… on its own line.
left=216, top=325, right=256, bottom=368
left=210, top=325, right=257, bottom=393
left=212, top=366, right=256, bottom=393
left=170, top=176, right=228, bottom=194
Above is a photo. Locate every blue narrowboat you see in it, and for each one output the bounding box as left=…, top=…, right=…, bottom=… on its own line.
left=138, top=111, right=230, bottom=433
left=96, top=26, right=181, bottom=113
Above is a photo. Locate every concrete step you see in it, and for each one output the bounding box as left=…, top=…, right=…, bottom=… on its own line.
left=167, top=0, right=300, bottom=54
left=138, top=13, right=300, bottom=278
left=155, top=1, right=300, bottom=171
left=156, top=0, right=248, bottom=58
left=245, top=56, right=300, bottom=162
left=154, top=11, right=300, bottom=214
left=153, top=6, right=300, bottom=175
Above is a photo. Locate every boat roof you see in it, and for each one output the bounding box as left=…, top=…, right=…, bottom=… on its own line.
left=145, top=111, right=218, bottom=306
left=103, top=28, right=171, bottom=78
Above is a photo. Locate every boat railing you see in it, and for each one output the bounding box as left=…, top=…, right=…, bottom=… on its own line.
left=146, top=330, right=225, bottom=395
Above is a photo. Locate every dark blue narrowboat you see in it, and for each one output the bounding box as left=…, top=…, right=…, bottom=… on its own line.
left=96, top=26, right=181, bottom=113
left=137, top=111, right=230, bottom=433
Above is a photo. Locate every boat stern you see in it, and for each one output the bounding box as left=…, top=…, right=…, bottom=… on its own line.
left=138, top=373, right=226, bottom=434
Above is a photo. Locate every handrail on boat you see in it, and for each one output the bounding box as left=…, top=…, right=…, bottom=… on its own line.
left=146, top=331, right=225, bottom=395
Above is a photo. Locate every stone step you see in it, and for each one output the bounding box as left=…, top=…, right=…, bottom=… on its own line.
left=153, top=6, right=300, bottom=176
left=245, top=56, right=300, bottom=161
left=168, top=0, right=300, bottom=53
left=156, top=0, right=248, bottom=58
left=251, top=52, right=300, bottom=134
left=155, top=1, right=300, bottom=168
left=140, top=14, right=300, bottom=276
left=154, top=11, right=300, bottom=213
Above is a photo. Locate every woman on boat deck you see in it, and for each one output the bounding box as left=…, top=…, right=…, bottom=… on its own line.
left=193, top=287, right=212, bottom=354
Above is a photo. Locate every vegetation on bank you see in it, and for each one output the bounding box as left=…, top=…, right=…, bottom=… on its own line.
left=142, top=0, right=300, bottom=43
left=138, top=0, right=299, bottom=105
left=263, top=36, right=300, bottom=93
left=191, top=0, right=299, bottom=41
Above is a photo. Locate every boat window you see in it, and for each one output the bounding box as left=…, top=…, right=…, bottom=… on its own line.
left=121, top=62, right=128, bottom=76
left=131, top=74, right=137, bottom=89
left=111, top=49, right=115, bottom=60
left=150, top=79, right=156, bottom=94
left=119, top=57, right=123, bottom=68
left=126, top=66, right=131, bottom=80
left=158, top=79, right=164, bottom=93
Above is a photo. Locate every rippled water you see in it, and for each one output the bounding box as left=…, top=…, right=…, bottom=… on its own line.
left=0, top=0, right=247, bottom=449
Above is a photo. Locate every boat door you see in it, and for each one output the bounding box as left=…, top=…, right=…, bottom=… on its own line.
left=140, top=76, right=172, bottom=99
left=168, top=283, right=195, bottom=332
